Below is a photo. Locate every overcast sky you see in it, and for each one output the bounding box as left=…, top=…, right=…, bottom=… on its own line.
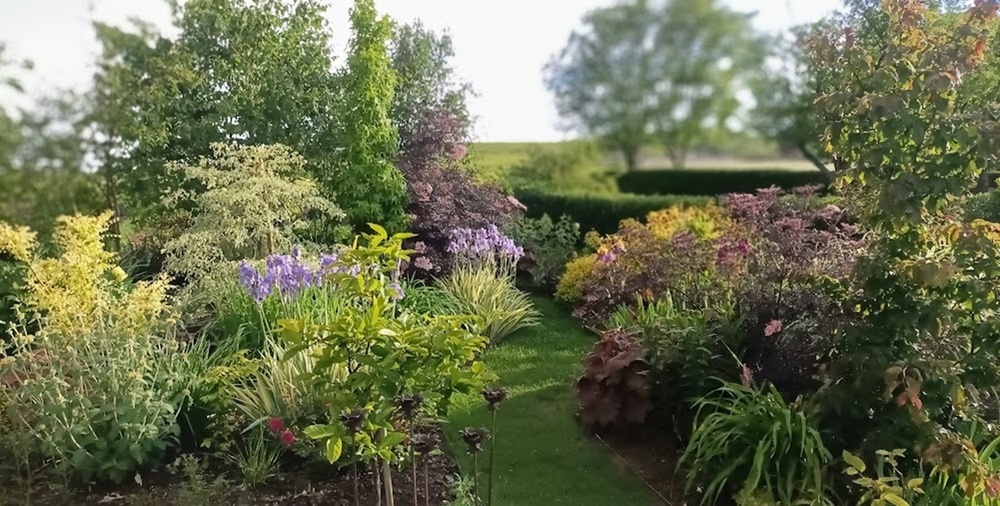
left=0, top=0, right=841, bottom=142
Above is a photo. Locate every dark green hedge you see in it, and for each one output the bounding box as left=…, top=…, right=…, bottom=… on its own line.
left=965, top=189, right=1000, bottom=222
left=514, top=189, right=714, bottom=235
left=618, top=169, right=830, bottom=196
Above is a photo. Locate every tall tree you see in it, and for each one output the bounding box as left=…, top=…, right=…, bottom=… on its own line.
left=544, top=0, right=656, bottom=171
left=649, top=0, right=767, bottom=169
left=90, top=0, right=339, bottom=221
left=546, top=0, right=766, bottom=170
left=333, top=0, right=408, bottom=232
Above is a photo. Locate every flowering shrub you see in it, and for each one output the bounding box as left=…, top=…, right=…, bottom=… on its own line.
left=438, top=224, right=539, bottom=342
left=0, top=213, right=195, bottom=483
left=396, top=110, right=523, bottom=278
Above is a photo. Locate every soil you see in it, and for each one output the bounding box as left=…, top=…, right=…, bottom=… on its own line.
left=4, top=428, right=459, bottom=506
left=595, top=425, right=694, bottom=506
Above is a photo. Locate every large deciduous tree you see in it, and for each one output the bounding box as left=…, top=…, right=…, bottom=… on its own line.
left=91, top=0, right=339, bottom=222
left=545, top=0, right=766, bottom=170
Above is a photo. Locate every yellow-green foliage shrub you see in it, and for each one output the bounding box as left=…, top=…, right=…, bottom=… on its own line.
left=556, top=253, right=598, bottom=304
left=555, top=204, right=728, bottom=305
left=0, top=213, right=194, bottom=483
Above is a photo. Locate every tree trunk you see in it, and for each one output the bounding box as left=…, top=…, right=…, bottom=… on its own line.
left=798, top=143, right=833, bottom=182
left=623, top=148, right=639, bottom=171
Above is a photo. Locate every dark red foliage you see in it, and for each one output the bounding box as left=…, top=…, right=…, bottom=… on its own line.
left=396, top=109, right=522, bottom=277
left=722, top=187, right=864, bottom=396
left=575, top=328, right=652, bottom=428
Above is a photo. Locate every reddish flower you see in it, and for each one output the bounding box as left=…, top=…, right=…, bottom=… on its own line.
left=740, top=365, right=755, bottom=387
left=279, top=429, right=295, bottom=447
left=268, top=417, right=285, bottom=433
left=764, top=319, right=783, bottom=337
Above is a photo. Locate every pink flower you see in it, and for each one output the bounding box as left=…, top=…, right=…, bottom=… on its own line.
left=413, top=241, right=427, bottom=254
left=268, top=417, right=285, bottom=433
left=279, top=429, right=295, bottom=447
left=414, top=256, right=433, bottom=270
left=740, top=365, right=755, bottom=387
left=451, top=144, right=468, bottom=160
left=764, top=319, right=783, bottom=337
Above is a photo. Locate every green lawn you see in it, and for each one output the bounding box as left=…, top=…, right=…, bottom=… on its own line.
left=444, top=297, right=661, bottom=506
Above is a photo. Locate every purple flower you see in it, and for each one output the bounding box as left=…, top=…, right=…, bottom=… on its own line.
left=388, top=282, right=405, bottom=301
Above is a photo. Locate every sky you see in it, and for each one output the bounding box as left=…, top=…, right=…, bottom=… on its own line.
left=0, top=0, right=842, bottom=142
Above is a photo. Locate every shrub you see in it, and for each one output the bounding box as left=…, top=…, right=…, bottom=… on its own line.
left=681, top=382, right=831, bottom=505
left=618, top=168, right=829, bottom=196
left=162, top=143, right=344, bottom=284
left=573, top=213, right=735, bottom=328
left=0, top=213, right=194, bottom=483
left=514, top=188, right=714, bottom=235
left=438, top=266, right=540, bottom=343
left=278, top=225, right=495, bottom=476
left=964, top=189, right=1000, bottom=223
left=438, top=225, right=540, bottom=342
left=574, top=328, right=652, bottom=427
left=506, top=214, right=580, bottom=292
left=554, top=254, right=598, bottom=304
left=397, top=110, right=523, bottom=278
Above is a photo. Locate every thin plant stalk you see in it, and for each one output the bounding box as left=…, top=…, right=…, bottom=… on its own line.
left=383, top=460, right=395, bottom=506
left=374, top=459, right=382, bottom=506
left=352, top=456, right=360, bottom=506
left=410, top=421, right=417, bottom=506
left=473, top=453, right=481, bottom=505
left=488, top=410, right=497, bottom=506
left=424, top=455, right=430, bottom=506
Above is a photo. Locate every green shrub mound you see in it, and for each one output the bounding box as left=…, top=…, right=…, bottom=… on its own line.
left=514, top=188, right=713, bottom=235
left=617, top=168, right=830, bottom=196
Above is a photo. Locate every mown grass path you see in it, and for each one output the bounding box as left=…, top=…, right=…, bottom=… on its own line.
left=445, top=297, right=661, bottom=505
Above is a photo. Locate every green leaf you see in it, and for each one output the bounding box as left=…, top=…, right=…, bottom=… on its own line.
left=906, top=477, right=924, bottom=489
left=381, top=431, right=406, bottom=448
left=843, top=451, right=866, bottom=473
left=882, top=492, right=909, bottom=506
left=325, top=438, right=343, bottom=464
left=303, top=424, right=341, bottom=441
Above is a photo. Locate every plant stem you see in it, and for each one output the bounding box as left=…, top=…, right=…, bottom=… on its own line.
left=383, top=460, right=395, bottom=506
left=488, top=410, right=497, bottom=506
left=352, top=456, right=360, bottom=506
left=410, top=421, right=417, bottom=506
left=424, top=455, right=430, bottom=506
left=375, top=459, right=382, bottom=506
left=473, top=453, right=480, bottom=505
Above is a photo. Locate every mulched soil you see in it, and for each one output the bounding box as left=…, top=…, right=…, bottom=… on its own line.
left=595, top=425, right=693, bottom=506
left=4, top=428, right=459, bottom=506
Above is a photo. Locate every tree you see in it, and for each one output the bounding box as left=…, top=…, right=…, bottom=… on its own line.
left=648, top=0, right=767, bottom=169
left=388, top=22, right=521, bottom=276
left=545, top=0, right=766, bottom=170
left=332, top=0, right=408, bottom=233
left=90, top=0, right=340, bottom=221
left=545, top=0, right=656, bottom=171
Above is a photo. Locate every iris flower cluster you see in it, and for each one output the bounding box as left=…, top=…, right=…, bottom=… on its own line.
left=238, top=247, right=401, bottom=303
left=446, top=224, right=524, bottom=261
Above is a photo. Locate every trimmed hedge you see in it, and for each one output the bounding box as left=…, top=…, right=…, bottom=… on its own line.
left=514, top=188, right=714, bottom=235
left=965, top=189, right=1000, bottom=222
left=618, top=168, right=830, bottom=196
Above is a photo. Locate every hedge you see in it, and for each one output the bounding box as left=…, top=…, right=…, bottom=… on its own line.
left=965, top=189, right=1000, bottom=222
left=514, top=188, right=714, bottom=235
left=617, top=168, right=830, bottom=196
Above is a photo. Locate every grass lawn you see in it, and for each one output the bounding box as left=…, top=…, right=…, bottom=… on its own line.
left=444, top=297, right=662, bottom=506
